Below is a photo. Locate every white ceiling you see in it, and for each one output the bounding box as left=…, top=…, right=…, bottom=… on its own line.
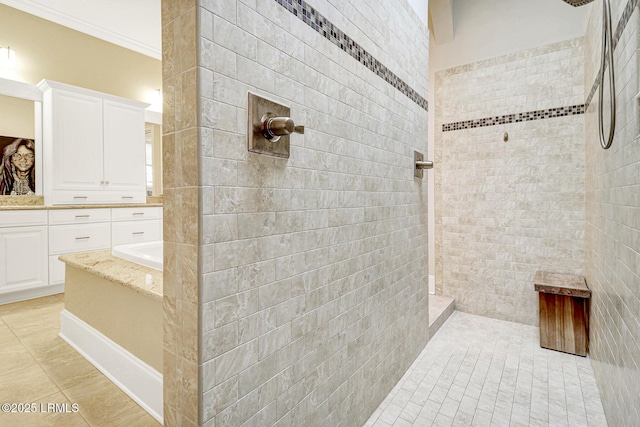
left=0, top=0, right=161, bottom=59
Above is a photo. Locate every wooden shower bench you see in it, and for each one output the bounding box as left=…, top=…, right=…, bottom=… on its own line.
left=534, top=271, right=591, bottom=356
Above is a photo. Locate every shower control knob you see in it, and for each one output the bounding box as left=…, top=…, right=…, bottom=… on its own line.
left=261, top=114, right=304, bottom=142
left=416, top=160, right=434, bottom=170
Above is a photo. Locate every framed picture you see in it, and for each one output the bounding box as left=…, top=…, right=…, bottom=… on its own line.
left=0, top=135, right=36, bottom=196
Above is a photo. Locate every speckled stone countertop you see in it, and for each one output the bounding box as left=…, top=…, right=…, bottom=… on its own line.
left=59, top=250, right=162, bottom=302
left=0, top=195, right=45, bottom=206
left=0, top=195, right=162, bottom=210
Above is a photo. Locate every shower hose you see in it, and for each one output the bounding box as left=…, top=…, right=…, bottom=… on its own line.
left=598, top=0, right=615, bottom=149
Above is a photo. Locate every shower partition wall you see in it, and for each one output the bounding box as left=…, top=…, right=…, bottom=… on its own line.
left=162, top=0, right=432, bottom=425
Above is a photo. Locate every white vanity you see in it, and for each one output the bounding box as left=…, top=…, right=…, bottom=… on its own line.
left=0, top=77, right=162, bottom=305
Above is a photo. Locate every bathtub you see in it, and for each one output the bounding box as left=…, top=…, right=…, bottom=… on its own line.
left=59, top=249, right=163, bottom=423
left=112, top=241, right=163, bottom=271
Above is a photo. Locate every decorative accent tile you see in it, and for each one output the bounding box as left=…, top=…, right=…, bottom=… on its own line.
left=585, top=0, right=638, bottom=108
left=274, top=0, right=428, bottom=111
left=442, top=104, right=585, bottom=132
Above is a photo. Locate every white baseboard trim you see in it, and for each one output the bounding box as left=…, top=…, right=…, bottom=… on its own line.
left=429, top=275, right=435, bottom=295
left=59, top=309, right=163, bottom=424
left=0, top=283, right=64, bottom=305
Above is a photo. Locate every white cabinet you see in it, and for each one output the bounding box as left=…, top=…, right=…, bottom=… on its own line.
left=46, top=206, right=162, bottom=286
left=111, top=207, right=162, bottom=246
left=102, top=100, right=147, bottom=194
left=38, top=80, right=148, bottom=205
left=0, top=205, right=162, bottom=303
left=0, top=211, right=49, bottom=303
left=47, top=89, right=104, bottom=193
left=48, top=208, right=111, bottom=285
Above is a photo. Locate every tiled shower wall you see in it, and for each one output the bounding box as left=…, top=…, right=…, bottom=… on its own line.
left=162, top=0, right=201, bottom=425
left=583, top=0, right=640, bottom=424
left=434, top=39, right=586, bottom=326
left=194, top=1, right=430, bottom=426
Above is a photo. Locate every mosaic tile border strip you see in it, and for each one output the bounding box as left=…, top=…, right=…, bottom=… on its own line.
left=442, top=105, right=585, bottom=132
left=274, top=0, right=428, bottom=111
left=585, top=0, right=638, bottom=108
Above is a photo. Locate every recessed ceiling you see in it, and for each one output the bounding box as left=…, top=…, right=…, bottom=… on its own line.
left=0, top=0, right=161, bottom=59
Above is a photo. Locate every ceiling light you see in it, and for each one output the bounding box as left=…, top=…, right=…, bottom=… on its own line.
left=0, top=46, right=16, bottom=66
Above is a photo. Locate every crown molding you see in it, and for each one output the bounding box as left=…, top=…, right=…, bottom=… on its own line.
left=0, top=77, right=41, bottom=101
left=0, top=0, right=161, bottom=60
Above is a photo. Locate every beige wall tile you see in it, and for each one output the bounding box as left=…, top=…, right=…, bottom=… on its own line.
left=195, top=0, right=430, bottom=425
left=583, top=2, right=640, bottom=424
left=434, top=39, right=585, bottom=326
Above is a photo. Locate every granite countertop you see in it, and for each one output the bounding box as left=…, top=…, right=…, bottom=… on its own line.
left=59, top=250, right=162, bottom=301
left=0, top=203, right=163, bottom=211
left=0, top=194, right=162, bottom=211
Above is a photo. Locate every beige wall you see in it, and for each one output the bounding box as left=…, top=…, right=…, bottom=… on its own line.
left=584, top=1, right=640, bottom=424
left=64, top=266, right=163, bottom=372
left=0, top=4, right=161, bottom=101
left=0, top=95, right=34, bottom=139
left=0, top=3, right=161, bottom=143
left=435, top=39, right=586, bottom=325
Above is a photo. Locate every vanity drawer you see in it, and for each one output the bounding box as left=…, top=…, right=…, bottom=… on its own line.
left=0, top=210, right=48, bottom=227
left=49, top=223, right=111, bottom=254
left=111, top=207, right=162, bottom=221
left=49, top=208, right=111, bottom=225
left=111, top=219, right=161, bottom=246
left=51, top=191, right=146, bottom=205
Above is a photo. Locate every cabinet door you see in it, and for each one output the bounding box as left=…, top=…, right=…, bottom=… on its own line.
left=51, top=89, right=104, bottom=191
left=0, top=226, right=48, bottom=294
left=102, top=99, right=146, bottom=193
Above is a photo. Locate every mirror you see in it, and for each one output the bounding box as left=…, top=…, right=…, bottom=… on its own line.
left=145, top=122, right=162, bottom=197
left=0, top=92, right=42, bottom=198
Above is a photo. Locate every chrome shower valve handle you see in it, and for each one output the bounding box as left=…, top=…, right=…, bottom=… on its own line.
left=261, top=114, right=305, bottom=142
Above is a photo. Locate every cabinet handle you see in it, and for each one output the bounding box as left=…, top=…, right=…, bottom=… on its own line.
left=75, top=215, right=90, bottom=219
left=122, top=196, right=133, bottom=200
left=75, top=236, right=91, bottom=240
left=73, top=196, right=88, bottom=200
left=132, top=212, right=145, bottom=216
left=132, top=232, right=145, bottom=235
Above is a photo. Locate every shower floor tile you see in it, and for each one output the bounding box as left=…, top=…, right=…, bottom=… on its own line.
left=0, top=294, right=160, bottom=427
left=365, top=311, right=608, bottom=427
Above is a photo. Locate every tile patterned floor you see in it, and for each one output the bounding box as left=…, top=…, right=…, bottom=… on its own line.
left=1, top=295, right=609, bottom=427
left=365, top=311, right=608, bottom=427
left=0, top=294, right=160, bottom=427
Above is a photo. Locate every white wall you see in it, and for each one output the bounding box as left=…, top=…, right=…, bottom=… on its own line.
left=427, top=0, right=589, bottom=289
left=407, top=0, right=428, bottom=26
left=430, top=0, right=588, bottom=74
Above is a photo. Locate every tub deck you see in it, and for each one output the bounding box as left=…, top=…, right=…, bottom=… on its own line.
left=59, top=250, right=162, bottom=301
left=58, top=250, right=164, bottom=421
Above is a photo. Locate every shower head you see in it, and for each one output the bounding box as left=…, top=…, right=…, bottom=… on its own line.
left=561, top=0, right=594, bottom=6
